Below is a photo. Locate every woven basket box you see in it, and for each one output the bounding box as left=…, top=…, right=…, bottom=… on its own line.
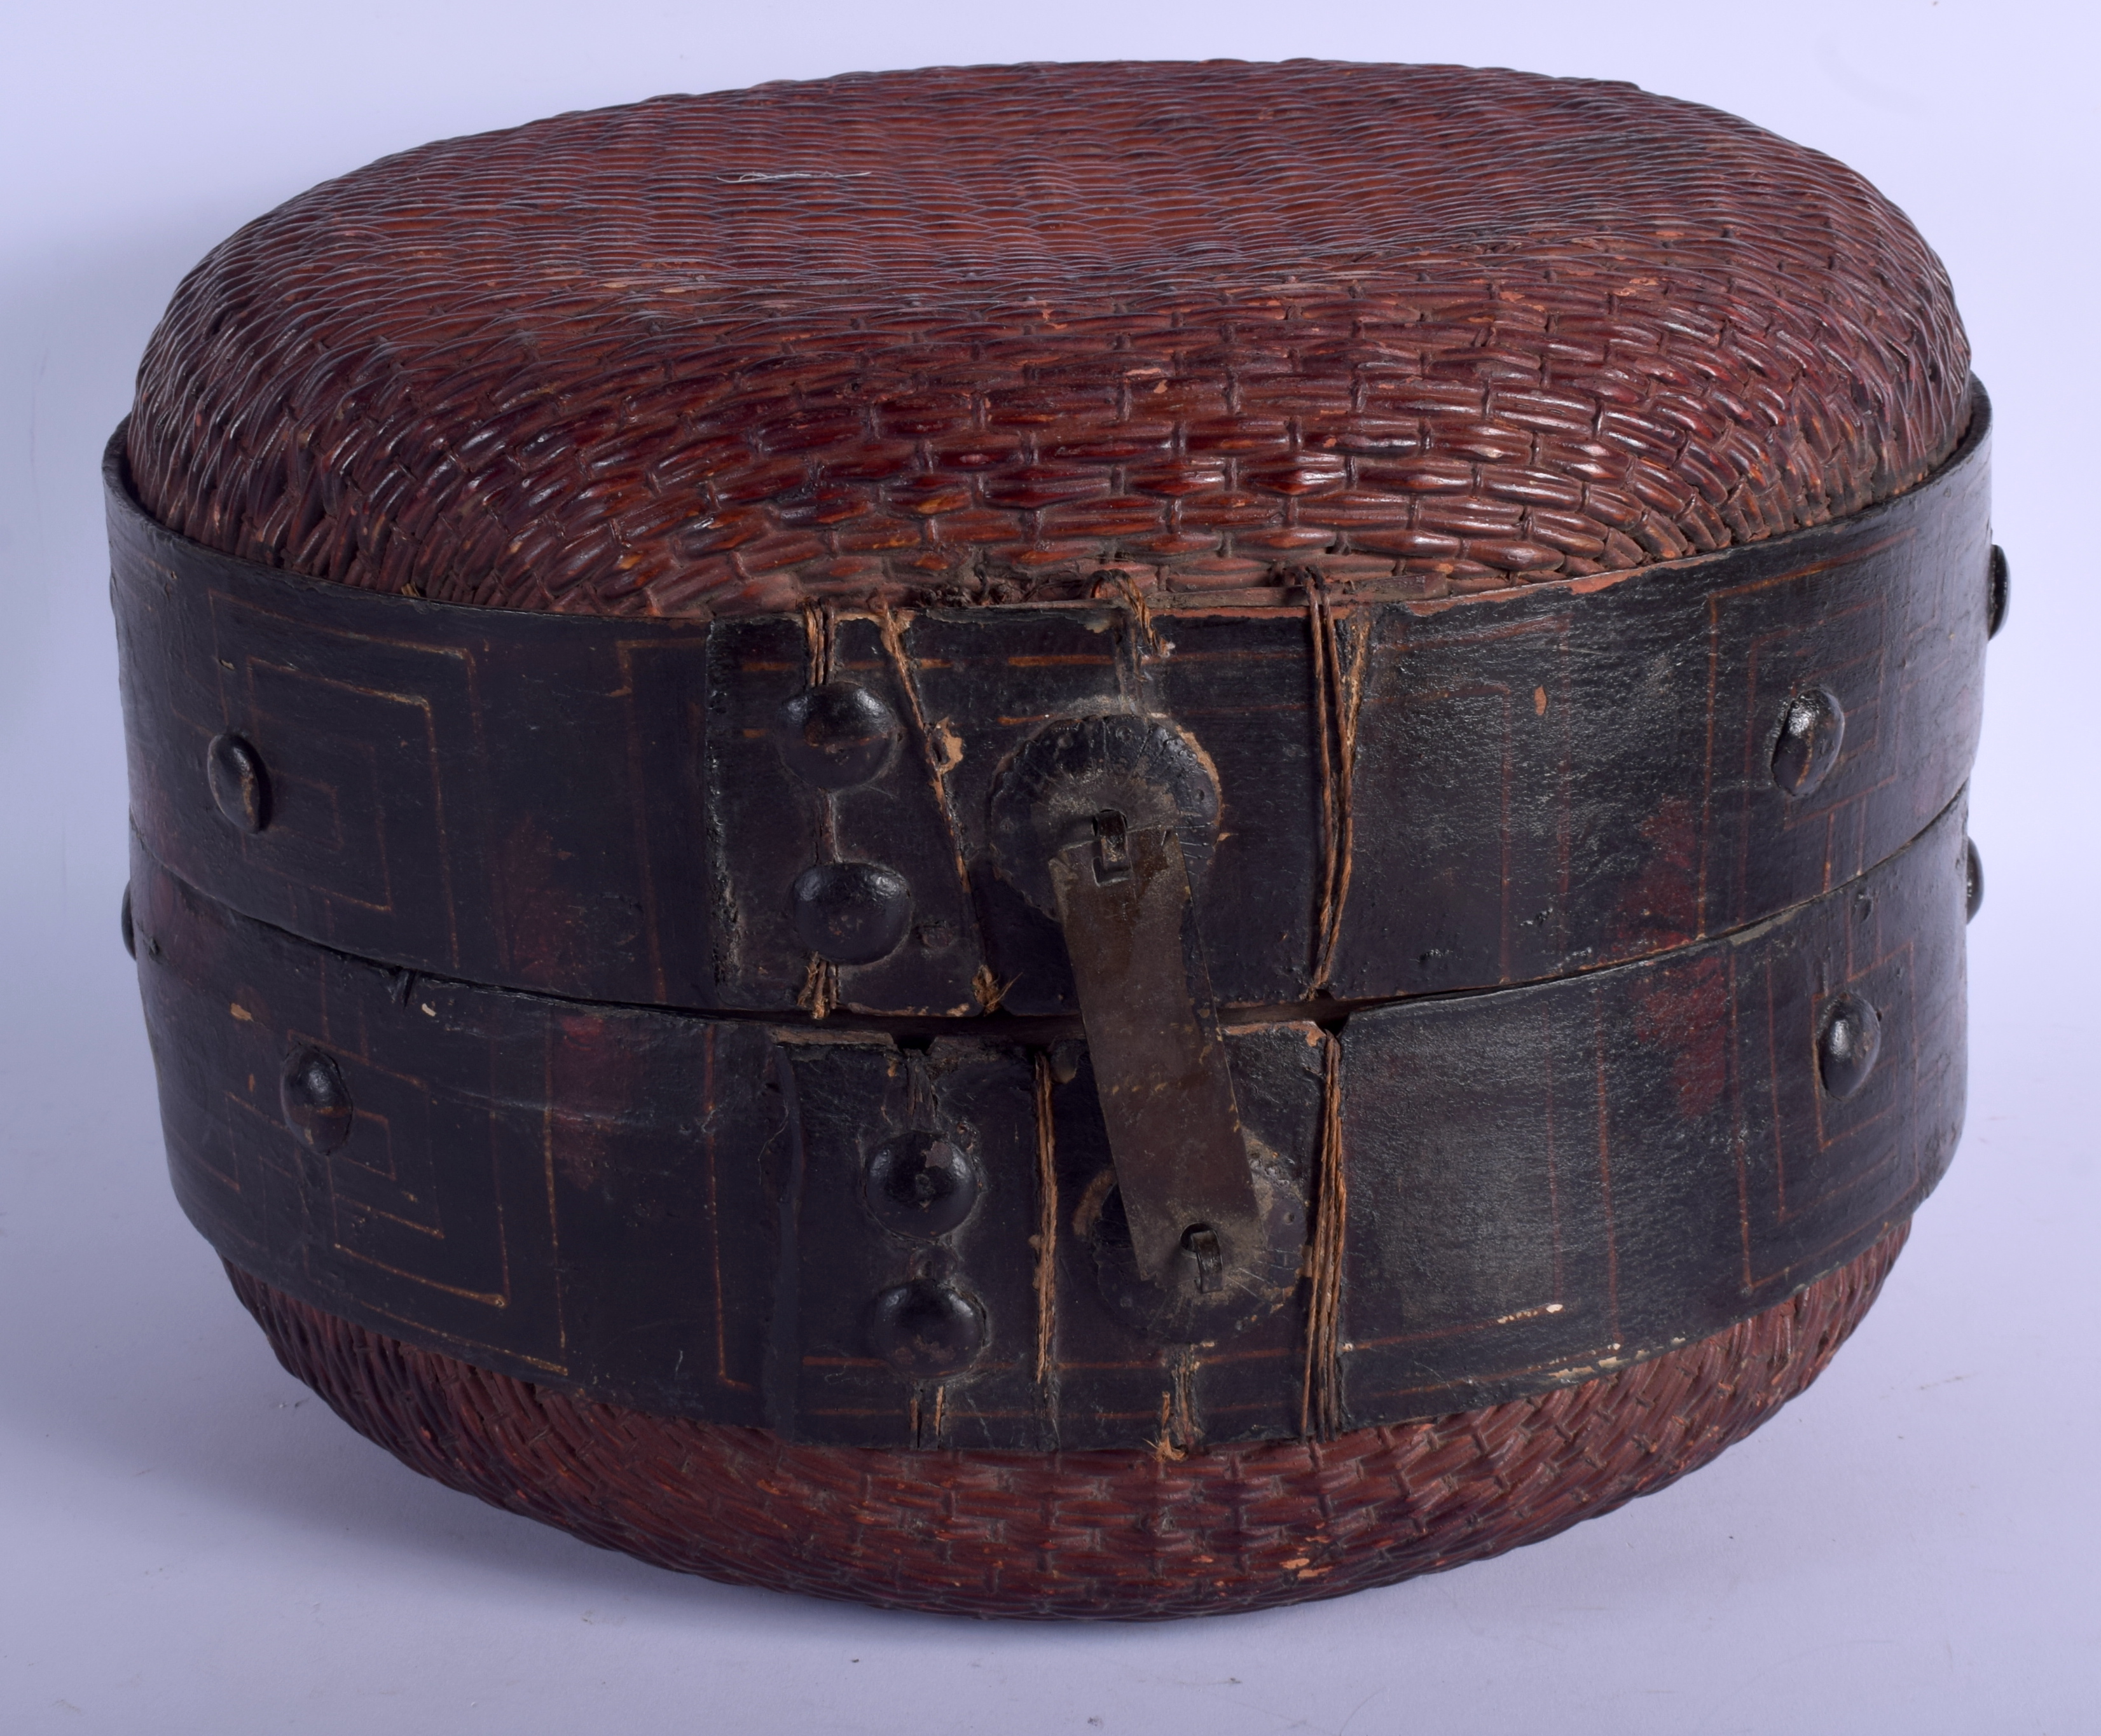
left=109, top=60, right=1994, bottom=1618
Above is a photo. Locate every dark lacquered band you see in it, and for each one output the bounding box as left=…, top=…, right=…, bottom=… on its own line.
left=116, top=383, right=1990, bottom=1450
left=132, top=793, right=1967, bottom=1452
left=111, top=387, right=1992, bottom=1024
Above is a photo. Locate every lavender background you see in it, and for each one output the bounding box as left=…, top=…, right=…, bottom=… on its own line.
left=3, top=3, right=2093, bottom=1730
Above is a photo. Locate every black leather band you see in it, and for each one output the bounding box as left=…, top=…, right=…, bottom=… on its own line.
left=132, top=796, right=1967, bottom=1451
left=114, top=389, right=1989, bottom=1450
left=109, top=389, right=1992, bottom=1021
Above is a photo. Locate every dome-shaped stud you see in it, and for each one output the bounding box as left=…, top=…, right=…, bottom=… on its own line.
left=1771, top=685, right=1845, bottom=799
left=1987, top=544, right=2010, bottom=638
left=864, top=1132, right=982, bottom=1239
left=773, top=682, right=902, bottom=790
left=207, top=732, right=271, bottom=832
left=1817, top=993, right=1882, bottom=1099
left=868, top=1279, right=986, bottom=1379
left=790, top=861, right=913, bottom=965
left=120, top=883, right=135, bottom=959
left=1964, top=837, right=1985, bottom=921
left=280, top=1047, right=355, bottom=1154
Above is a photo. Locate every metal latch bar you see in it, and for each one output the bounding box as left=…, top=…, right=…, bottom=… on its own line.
left=1047, top=816, right=1264, bottom=1284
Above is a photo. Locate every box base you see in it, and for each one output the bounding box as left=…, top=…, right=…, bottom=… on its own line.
left=223, top=1222, right=1905, bottom=1620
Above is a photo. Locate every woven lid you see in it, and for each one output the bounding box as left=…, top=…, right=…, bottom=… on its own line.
left=127, top=60, right=1968, bottom=617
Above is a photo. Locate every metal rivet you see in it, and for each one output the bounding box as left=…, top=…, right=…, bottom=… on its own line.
left=280, top=1047, right=354, bottom=1154
left=207, top=733, right=271, bottom=832
left=790, top=861, right=913, bottom=965
left=865, top=1132, right=982, bottom=1238
left=1817, top=993, right=1882, bottom=1099
left=1771, top=685, right=1846, bottom=799
left=868, top=1279, right=986, bottom=1379
left=773, top=682, right=902, bottom=789
left=1965, top=837, right=1985, bottom=921
left=120, top=883, right=135, bottom=959
left=1988, top=544, right=2010, bottom=638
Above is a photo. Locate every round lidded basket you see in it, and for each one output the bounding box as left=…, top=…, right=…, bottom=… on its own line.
left=113, top=60, right=1987, bottom=1619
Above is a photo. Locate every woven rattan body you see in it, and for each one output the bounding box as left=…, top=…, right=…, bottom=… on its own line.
left=115, top=61, right=1987, bottom=1617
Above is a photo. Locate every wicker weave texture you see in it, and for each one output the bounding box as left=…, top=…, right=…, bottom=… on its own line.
left=128, top=62, right=1968, bottom=619
left=227, top=1222, right=1904, bottom=1620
